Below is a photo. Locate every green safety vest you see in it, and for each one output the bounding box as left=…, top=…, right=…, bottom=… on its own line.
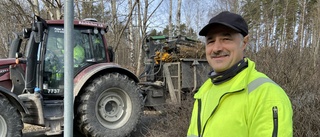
left=61, top=44, right=85, bottom=66
left=187, top=58, right=293, bottom=137
left=74, top=44, right=85, bottom=65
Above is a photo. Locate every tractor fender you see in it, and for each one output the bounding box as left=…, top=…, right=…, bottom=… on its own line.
left=0, top=86, right=29, bottom=114
left=73, top=63, right=139, bottom=97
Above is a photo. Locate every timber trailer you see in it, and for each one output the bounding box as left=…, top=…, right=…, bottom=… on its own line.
left=139, top=35, right=211, bottom=108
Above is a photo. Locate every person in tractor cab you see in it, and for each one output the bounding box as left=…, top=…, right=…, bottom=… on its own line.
left=45, top=37, right=64, bottom=73
left=46, top=37, right=85, bottom=68
left=187, top=11, right=293, bottom=137
left=73, top=43, right=85, bottom=67
left=45, top=37, right=85, bottom=83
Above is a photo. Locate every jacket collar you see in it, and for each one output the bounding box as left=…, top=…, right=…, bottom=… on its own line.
left=208, top=58, right=248, bottom=85
left=194, top=58, right=256, bottom=99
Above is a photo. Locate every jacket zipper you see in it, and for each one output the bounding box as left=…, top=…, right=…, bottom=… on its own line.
left=200, top=89, right=244, bottom=137
left=272, top=106, right=278, bottom=137
left=197, top=99, right=202, bottom=137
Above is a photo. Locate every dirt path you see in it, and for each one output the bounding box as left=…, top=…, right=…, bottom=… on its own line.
left=23, top=112, right=159, bottom=137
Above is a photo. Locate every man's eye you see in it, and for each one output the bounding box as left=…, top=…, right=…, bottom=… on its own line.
left=223, top=38, right=231, bottom=40
left=207, top=40, right=215, bottom=44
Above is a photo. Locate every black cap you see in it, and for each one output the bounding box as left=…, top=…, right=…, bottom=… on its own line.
left=199, top=11, right=248, bottom=37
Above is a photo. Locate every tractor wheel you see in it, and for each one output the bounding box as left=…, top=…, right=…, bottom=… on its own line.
left=75, top=73, right=143, bottom=137
left=0, top=96, right=23, bottom=137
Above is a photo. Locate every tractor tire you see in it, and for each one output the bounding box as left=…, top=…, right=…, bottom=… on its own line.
left=75, top=73, right=143, bottom=137
left=0, top=96, right=23, bottom=137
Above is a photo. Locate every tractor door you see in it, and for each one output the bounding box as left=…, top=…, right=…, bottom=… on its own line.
left=41, top=25, right=107, bottom=96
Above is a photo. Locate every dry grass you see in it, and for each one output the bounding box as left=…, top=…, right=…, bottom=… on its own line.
left=140, top=93, right=194, bottom=137
left=248, top=46, right=320, bottom=136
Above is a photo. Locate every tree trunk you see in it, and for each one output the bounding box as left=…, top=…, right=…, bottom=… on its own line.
left=100, top=0, right=104, bottom=22
left=30, top=0, right=40, bottom=16
left=313, top=1, right=320, bottom=67
left=176, top=0, right=181, bottom=36
left=41, top=0, right=62, bottom=20
left=55, top=0, right=62, bottom=19
left=128, top=0, right=135, bottom=72
left=75, top=0, right=81, bottom=19
left=298, top=0, right=306, bottom=57
left=113, top=1, right=137, bottom=52
left=136, top=0, right=163, bottom=76
left=110, top=0, right=119, bottom=61
left=169, top=0, right=173, bottom=39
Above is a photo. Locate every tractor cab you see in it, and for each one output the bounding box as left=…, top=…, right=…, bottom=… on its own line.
left=41, top=23, right=108, bottom=96
left=11, top=17, right=113, bottom=97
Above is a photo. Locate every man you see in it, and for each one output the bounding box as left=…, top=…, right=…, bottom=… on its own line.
left=45, top=37, right=85, bottom=82
left=187, top=11, right=293, bottom=137
left=57, top=37, right=85, bottom=67
left=73, top=43, right=85, bottom=67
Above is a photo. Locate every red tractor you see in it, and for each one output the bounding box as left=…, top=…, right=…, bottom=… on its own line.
left=0, top=16, right=142, bottom=137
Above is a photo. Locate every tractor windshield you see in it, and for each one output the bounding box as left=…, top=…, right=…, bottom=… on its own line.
left=43, top=25, right=107, bottom=93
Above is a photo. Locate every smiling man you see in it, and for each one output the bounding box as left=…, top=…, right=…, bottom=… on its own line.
left=187, top=11, right=293, bottom=137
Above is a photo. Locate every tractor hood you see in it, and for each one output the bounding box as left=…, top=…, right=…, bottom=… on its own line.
left=0, top=58, right=16, bottom=66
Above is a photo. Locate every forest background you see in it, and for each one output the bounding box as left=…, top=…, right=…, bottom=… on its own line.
left=0, top=0, right=319, bottom=136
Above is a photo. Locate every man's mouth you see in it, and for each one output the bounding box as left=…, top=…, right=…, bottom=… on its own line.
left=211, top=54, right=229, bottom=58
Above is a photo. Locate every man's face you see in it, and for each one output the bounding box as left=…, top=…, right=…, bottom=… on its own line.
left=205, top=25, right=248, bottom=73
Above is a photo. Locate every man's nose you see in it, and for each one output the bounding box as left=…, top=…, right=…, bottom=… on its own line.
left=211, top=40, right=223, bottom=51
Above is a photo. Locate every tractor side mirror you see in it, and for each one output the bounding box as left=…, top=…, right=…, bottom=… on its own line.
left=33, top=21, right=43, bottom=43
left=32, top=15, right=47, bottom=43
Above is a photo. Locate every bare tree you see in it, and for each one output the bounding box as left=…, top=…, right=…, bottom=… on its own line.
left=75, top=0, right=81, bottom=19
left=0, top=0, right=32, bottom=57
left=175, top=0, right=181, bottom=36
left=113, top=1, right=138, bottom=52
left=41, top=0, right=63, bottom=19
left=136, top=0, right=142, bottom=74
left=297, top=0, right=306, bottom=54
left=169, top=0, right=173, bottom=39
left=136, top=0, right=164, bottom=75
left=27, top=0, right=40, bottom=16
left=312, top=1, right=320, bottom=67
left=81, top=0, right=93, bottom=18
left=100, top=0, right=105, bottom=22
left=128, top=0, right=136, bottom=72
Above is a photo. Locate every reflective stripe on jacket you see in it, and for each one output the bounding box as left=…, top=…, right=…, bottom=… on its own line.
left=187, top=58, right=293, bottom=137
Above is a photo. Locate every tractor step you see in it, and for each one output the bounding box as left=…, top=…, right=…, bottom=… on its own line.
left=43, top=100, right=64, bottom=136
left=18, top=93, right=45, bottom=125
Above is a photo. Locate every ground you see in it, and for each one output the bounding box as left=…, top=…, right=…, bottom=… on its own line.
left=23, top=111, right=159, bottom=137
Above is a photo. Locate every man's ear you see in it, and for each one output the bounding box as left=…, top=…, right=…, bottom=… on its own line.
left=242, top=35, right=249, bottom=49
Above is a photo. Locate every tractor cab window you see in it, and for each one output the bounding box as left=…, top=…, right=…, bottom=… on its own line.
left=44, top=29, right=65, bottom=88
left=43, top=26, right=89, bottom=91
left=43, top=26, right=107, bottom=92
left=91, top=34, right=106, bottom=62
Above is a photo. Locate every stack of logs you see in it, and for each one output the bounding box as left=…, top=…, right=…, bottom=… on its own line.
left=176, top=43, right=206, bottom=59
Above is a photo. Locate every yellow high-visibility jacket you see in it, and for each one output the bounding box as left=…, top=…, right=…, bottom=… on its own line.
left=187, top=58, right=293, bottom=137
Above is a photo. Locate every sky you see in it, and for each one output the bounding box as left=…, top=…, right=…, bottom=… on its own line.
left=148, top=0, right=215, bottom=33
left=112, top=0, right=219, bottom=35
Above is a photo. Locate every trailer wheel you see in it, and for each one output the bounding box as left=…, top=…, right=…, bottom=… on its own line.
left=0, top=96, right=23, bottom=137
left=75, top=73, right=143, bottom=137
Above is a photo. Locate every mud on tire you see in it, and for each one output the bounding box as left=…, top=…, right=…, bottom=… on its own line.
left=75, top=73, right=143, bottom=137
left=0, top=96, right=23, bottom=137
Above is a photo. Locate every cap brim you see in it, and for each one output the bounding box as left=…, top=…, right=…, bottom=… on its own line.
left=199, top=22, right=241, bottom=36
